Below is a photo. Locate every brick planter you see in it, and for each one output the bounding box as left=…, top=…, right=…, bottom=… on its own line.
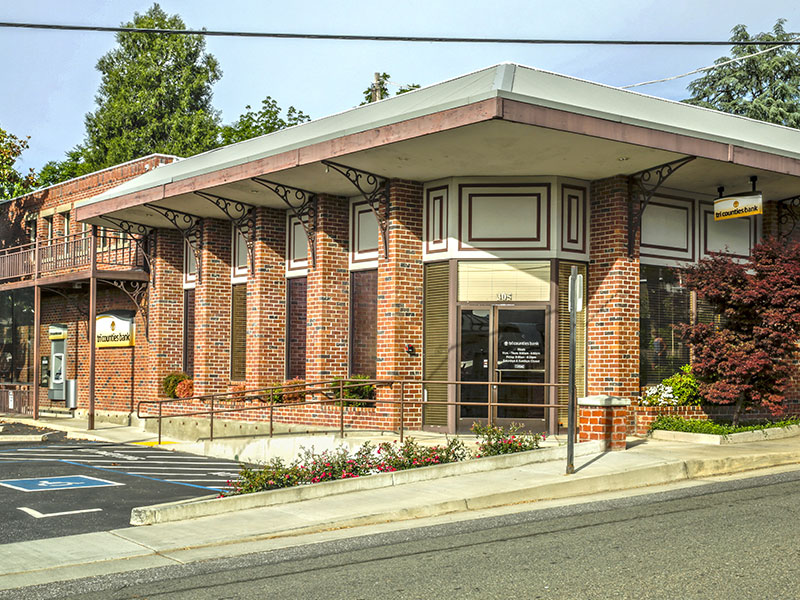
left=578, top=395, right=630, bottom=451
left=629, top=405, right=708, bottom=436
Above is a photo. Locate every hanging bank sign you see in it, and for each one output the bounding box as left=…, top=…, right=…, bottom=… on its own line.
left=714, top=192, right=762, bottom=221
left=96, top=311, right=135, bottom=348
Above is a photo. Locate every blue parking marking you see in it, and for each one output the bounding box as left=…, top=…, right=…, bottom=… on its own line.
left=0, top=474, right=124, bottom=493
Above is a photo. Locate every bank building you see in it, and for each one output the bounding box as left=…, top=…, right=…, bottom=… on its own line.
left=1, top=64, right=799, bottom=444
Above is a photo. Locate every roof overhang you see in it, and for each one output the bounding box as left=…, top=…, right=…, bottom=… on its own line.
left=74, top=64, right=800, bottom=229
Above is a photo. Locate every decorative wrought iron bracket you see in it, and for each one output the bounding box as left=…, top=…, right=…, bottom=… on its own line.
left=144, top=203, right=203, bottom=283
left=777, top=195, right=800, bottom=241
left=321, top=160, right=391, bottom=260
left=40, top=287, right=90, bottom=340
left=251, top=178, right=318, bottom=268
left=98, top=216, right=156, bottom=282
left=193, top=191, right=256, bottom=275
left=627, top=156, right=696, bottom=257
left=98, top=279, right=150, bottom=340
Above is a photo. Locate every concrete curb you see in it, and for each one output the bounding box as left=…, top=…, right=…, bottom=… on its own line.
left=0, top=434, right=48, bottom=444
left=130, top=440, right=606, bottom=525
left=650, top=424, right=800, bottom=445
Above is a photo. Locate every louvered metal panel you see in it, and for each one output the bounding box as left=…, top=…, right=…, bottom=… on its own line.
left=557, top=262, right=586, bottom=426
left=423, top=262, right=449, bottom=426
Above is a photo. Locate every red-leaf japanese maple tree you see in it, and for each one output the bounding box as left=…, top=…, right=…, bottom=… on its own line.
left=678, top=236, right=800, bottom=425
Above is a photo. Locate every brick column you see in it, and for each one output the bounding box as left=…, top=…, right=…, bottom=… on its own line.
left=148, top=229, right=184, bottom=401
left=246, top=207, right=286, bottom=388
left=305, top=196, right=349, bottom=383
left=578, top=395, right=630, bottom=450
left=376, top=180, right=424, bottom=431
left=587, top=175, right=640, bottom=401
left=194, top=219, right=232, bottom=396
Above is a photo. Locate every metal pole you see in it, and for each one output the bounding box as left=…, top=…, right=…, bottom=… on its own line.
left=158, top=402, right=162, bottom=445
left=566, top=266, right=577, bottom=475
left=32, top=282, right=41, bottom=420
left=269, top=399, right=274, bottom=437
left=87, top=225, right=98, bottom=431
left=210, top=395, right=214, bottom=441
left=399, top=381, right=405, bottom=443
left=339, top=379, right=345, bottom=438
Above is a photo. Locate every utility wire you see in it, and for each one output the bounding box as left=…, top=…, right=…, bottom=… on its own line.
left=2, top=21, right=800, bottom=45
left=623, top=35, right=800, bottom=88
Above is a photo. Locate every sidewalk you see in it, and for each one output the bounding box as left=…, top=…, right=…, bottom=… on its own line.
left=2, top=414, right=800, bottom=591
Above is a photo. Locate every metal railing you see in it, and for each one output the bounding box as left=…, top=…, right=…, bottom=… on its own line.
left=136, top=379, right=567, bottom=444
left=0, top=230, right=146, bottom=283
left=0, top=383, right=34, bottom=416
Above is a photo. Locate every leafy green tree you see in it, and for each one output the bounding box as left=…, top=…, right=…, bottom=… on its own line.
left=0, top=127, right=37, bottom=200
left=361, top=73, right=421, bottom=105
left=684, top=19, right=800, bottom=128
left=219, top=96, right=310, bottom=145
left=43, top=3, right=222, bottom=183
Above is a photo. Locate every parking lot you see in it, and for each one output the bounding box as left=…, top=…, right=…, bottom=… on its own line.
left=0, top=426, right=245, bottom=543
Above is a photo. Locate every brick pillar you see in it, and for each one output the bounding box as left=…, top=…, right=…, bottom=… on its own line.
left=578, top=395, right=630, bottom=450
left=587, top=175, right=640, bottom=401
left=246, top=207, right=286, bottom=388
left=148, top=229, right=184, bottom=401
left=305, top=195, right=349, bottom=383
left=194, top=219, right=232, bottom=396
left=376, top=180, right=424, bottom=431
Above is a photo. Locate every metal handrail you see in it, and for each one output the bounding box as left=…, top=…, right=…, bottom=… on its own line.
left=136, top=378, right=567, bottom=445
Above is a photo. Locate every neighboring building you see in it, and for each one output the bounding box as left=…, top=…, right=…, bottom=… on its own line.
left=2, top=63, right=799, bottom=436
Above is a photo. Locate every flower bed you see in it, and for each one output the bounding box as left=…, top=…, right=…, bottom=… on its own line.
left=649, top=415, right=800, bottom=436
left=228, top=422, right=544, bottom=495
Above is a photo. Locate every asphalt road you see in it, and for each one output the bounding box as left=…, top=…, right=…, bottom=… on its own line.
left=8, top=466, right=800, bottom=599
left=0, top=430, right=244, bottom=543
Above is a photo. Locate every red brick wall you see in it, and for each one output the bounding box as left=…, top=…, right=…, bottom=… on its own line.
left=305, top=195, right=349, bottom=383
left=36, top=286, right=150, bottom=413
left=0, top=155, right=177, bottom=249
left=587, top=176, right=640, bottom=401
left=246, top=207, right=286, bottom=388
left=375, top=180, right=424, bottom=430
left=194, top=219, right=232, bottom=395
left=579, top=404, right=628, bottom=450
left=148, top=229, right=185, bottom=401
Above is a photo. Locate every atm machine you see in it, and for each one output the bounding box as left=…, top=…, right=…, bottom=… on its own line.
left=47, top=324, right=68, bottom=401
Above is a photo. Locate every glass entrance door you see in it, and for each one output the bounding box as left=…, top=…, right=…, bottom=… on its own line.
left=458, top=306, right=549, bottom=432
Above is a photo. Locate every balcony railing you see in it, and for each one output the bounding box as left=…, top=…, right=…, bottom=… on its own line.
left=0, top=230, right=147, bottom=283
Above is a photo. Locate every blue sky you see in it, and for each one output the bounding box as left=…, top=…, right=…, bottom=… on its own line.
left=2, top=0, right=799, bottom=172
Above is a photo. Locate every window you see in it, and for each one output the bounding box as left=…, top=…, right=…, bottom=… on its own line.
left=230, top=284, right=247, bottom=381
left=63, top=213, right=71, bottom=237
left=639, top=265, right=691, bottom=386
left=232, top=226, right=248, bottom=278
left=184, top=240, right=197, bottom=286
left=286, top=277, right=307, bottom=380
left=350, top=270, right=377, bottom=378
left=44, top=216, right=54, bottom=241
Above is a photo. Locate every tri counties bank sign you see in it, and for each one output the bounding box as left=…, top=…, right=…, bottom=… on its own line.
left=96, top=311, right=135, bottom=348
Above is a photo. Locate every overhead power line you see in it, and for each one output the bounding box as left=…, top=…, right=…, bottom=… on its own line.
left=2, top=21, right=800, bottom=46
left=624, top=34, right=800, bottom=88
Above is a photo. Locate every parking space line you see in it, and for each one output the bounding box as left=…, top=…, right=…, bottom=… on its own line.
left=18, top=507, right=103, bottom=519
left=58, top=460, right=224, bottom=491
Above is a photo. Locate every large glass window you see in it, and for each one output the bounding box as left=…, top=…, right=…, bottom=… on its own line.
left=639, top=265, right=691, bottom=385
left=0, top=289, right=34, bottom=383
left=350, top=270, right=377, bottom=378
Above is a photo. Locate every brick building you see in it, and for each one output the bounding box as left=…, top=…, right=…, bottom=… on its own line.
left=2, top=64, right=799, bottom=440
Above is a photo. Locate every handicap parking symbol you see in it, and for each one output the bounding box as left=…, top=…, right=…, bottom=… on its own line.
left=0, top=475, right=124, bottom=492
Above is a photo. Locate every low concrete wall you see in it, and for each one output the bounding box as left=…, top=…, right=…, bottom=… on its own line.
left=130, top=440, right=605, bottom=526
left=651, top=424, right=800, bottom=445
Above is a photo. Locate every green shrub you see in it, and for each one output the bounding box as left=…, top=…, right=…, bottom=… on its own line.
left=649, top=415, right=800, bottom=435
left=640, top=365, right=701, bottom=407
left=470, top=422, right=543, bottom=457
left=229, top=436, right=468, bottom=495
left=329, top=375, right=376, bottom=407
left=162, top=372, right=189, bottom=398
